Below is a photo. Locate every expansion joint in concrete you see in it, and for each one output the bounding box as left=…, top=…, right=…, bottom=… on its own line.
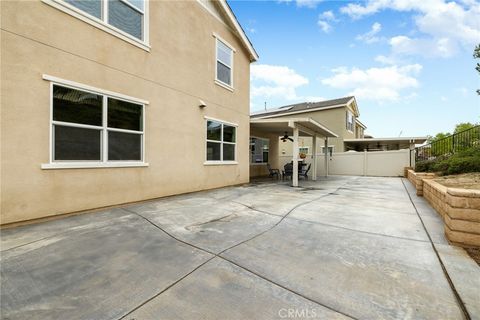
left=120, top=179, right=359, bottom=320
left=401, top=179, right=471, bottom=320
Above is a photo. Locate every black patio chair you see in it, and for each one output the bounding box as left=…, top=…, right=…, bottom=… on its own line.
left=300, top=163, right=311, bottom=180
left=282, top=163, right=293, bottom=180
left=267, top=163, right=281, bottom=179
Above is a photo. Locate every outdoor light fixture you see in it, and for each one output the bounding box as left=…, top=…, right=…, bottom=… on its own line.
left=199, top=100, right=207, bottom=108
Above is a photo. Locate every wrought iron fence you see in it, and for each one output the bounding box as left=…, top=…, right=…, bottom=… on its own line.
left=415, top=125, right=480, bottom=162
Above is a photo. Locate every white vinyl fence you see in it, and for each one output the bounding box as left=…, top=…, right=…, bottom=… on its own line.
left=279, top=149, right=411, bottom=177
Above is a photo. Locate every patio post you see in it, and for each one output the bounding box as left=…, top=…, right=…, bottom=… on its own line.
left=292, top=126, right=299, bottom=187
left=324, top=137, right=329, bottom=177
left=311, top=135, right=317, bottom=180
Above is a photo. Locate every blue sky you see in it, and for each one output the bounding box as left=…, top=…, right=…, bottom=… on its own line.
left=229, top=0, right=480, bottom=137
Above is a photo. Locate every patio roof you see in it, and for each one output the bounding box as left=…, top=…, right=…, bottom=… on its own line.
left=250, top=117, right=338, bottom=187
left=250, top=117, right=338, bottom=138
left=344, top=137, right=428, bottom=151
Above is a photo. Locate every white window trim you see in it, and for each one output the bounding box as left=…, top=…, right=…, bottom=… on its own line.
left=42, top=75, right=148, bottom=169
left=250, top=136, right=269, bottom=165
left=204, top=116, right=237, bottom=127
left=42, top=0, right=150, bottom=52
left=204, top=117, right=238, bottom=165
left=213, top=33, right=234, bottom=91
left=42, top=75, right=149, bottom=105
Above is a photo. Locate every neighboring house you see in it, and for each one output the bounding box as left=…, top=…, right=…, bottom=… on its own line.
left=1, top=0, right=258, bottom=225
left=249, top=96, right=427, bottom=178
left=250, top=96, right=363, bottom=155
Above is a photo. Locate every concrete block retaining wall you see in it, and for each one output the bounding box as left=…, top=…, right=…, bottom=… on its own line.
left=407, top=169, right=480, bottom=247
left=407, top=169, right=437, bottom=196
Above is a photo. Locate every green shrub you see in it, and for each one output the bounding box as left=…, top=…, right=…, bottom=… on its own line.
left=415, top=160, right=435, bottom=172
left=415, top=146, right=480, bottom=175
left=445, top=155, right=480, bottom=175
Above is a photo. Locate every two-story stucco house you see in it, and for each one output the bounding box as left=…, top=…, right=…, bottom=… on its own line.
left=1, top=0, right=258, bottom=225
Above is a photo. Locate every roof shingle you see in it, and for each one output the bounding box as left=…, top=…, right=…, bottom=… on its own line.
left=251, top=96, right=354, bottom=118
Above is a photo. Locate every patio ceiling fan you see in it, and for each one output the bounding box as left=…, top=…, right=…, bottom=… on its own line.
left=281, top=132, right=294, bottom=142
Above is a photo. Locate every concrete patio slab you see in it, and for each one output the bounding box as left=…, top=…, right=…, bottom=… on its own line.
left=1, top=212, right=212, bottom=320
left=222, top=218, right=464, bottom=320
left=435, top=244, right=480, bottom=319
left=125, top=258, right=352, bottom=320
left=0, top=208, right=132, bottom=251
left=128, top=200, right=280, bottom=253
left=1, top=176, right=478, bottom=320
left=289, top=202, right=429, bottom=242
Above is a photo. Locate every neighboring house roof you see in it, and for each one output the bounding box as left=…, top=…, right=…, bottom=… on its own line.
left=250, top=117, right=338, bottom=138
left=251, top=96, right=356, bottom=119
left=355, top=118, right=367, bottom=129
left=218, top=1, right=259, bottom=61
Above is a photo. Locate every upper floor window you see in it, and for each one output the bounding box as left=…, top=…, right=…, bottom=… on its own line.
left=48, top=0, right=148, bottom=47
left=206, top=119, right=236, bottom=163
left=65, top=0, right=144, bottom=39
left=215, top=37, right=234, bottom=88
left=346, top=110, right=354, bottom=132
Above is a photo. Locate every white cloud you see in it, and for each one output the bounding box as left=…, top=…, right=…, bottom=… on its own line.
left=374, top=54, right=397, bottom=64
left=251, top=64, right=309, bottom=101
left=389, top=35, right=457, bottom=57
left=319, top=10, right=338, bottom=21
left=341, top=0, right=480, bottom=58
left=356, top=22, right=382, bottom=43
left=321, top=64, right=422, bottom=102
left=304, top=96, right=326, bottom=102
left=341, top=0, right=446, bottom=19
left=278, top=0, right=323, bottom=8
left=317, top=10, right=339, bottom=33
left=317, top=20, right=332, bottom=33
left=296, top=0, right=323, bottom=8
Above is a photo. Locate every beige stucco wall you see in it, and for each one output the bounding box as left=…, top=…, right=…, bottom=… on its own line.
left=1, top=1, right=252, bottom=224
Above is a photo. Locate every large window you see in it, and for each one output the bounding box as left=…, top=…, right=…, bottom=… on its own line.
left=346, top=110, right=354, bottom=132
left=60, top=0, right=146, bottom=41
left=250, top=137, right=269, bottom=164
left=50, top=83, right=144, bottom=164
left=215, top=38, right=233, bottom=88
left=206, top=120, right=236, bottom=162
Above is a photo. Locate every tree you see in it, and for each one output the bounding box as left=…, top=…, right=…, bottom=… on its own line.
left=454, top=122, right=475, bottom=133
left=475, top=44, right=480, bottom=95
left=428, top=132, right=450, bottom=143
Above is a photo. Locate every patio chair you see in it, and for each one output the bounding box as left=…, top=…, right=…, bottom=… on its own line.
left=300, top=163, right=311, bottom=180
left=282, top=163, right=293, bottom=180
left=267, top=163, right=281, bottom=179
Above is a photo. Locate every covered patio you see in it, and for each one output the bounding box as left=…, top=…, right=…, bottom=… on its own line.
left=250, top=117, right=338, bottom=187
left=344, top=137, right=427, bottom=151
